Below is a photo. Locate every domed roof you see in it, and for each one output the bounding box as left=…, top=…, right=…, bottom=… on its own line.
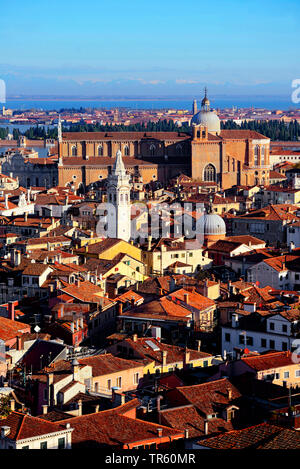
left=191, top=88, right=221, bottom=134
left=191, top=110, right=221, bottom=134
left=198, top=213, right=226, bottom=236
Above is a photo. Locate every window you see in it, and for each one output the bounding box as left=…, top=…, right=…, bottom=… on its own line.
left=22, top=445, right=30, bottom=449
left=261, top=146, right=265, bottom=165
left=239, top=335, right=245, bottom=345
left=261, top=338, right=267, bottom=347
left=295, top=370, right=300, bottom=377
left=40, top=441, right=48, bottom=450
left=58, top=438, right=65, bottom=449
left=116, top=377, right=122, bottom=388
left=124, top=145, right=129, bottom=156
left=282, top=324, right=288, bottom=333
left=246, top=336, right=253, bottom=346
left=284, top=371, right=290, bottom=379
left=203, top=360, right=208, bottom=367
left=133, top=373, right=139, bottom=385
left=269, top=322, right=275, bottom=330
left=98, top=145, right=103, bottom=156
left=275, top=373, right=280, bottom=379
left=282, top=342, right=288, bottom=351
left=107, top=379, right=112, bottom=390
left=71, top=145, right=77, bottom=156
left=149, top=144, right=156, bottom=156
left=269, top=340, right=275, bottom=348
left=225, top=333, right=231, bottom=342
left=204, top=164, right=216, bottom=182
left=254, top=145, right=259, bottom=166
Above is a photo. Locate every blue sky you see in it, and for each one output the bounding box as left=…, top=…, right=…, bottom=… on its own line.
left=1, top=0, right=299, bottom=97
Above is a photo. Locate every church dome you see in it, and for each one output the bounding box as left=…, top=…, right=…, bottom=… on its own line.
left=198, top=213, right=226, bottom=236
left=191, top=88, right=221, bottom=134
left=191, top=110, right=221, bottom=134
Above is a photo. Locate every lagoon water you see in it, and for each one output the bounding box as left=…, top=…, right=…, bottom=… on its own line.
left=2, top=96, right=298, bottom=111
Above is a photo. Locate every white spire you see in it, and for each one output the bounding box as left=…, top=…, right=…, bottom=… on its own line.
left=112, top=149, right=126, bottom=177
left=57, top=115, right=62, bottom=143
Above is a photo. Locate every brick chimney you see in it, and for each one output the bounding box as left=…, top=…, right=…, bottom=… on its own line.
left=77, top=399, right=82, bottom=416
left=184, top=348, right=190, bottom=366
left=8, top=301, right=15, bottom=321
left=162, top=350, right=167, bottom=367
left=204, top=419, right=209, bottom=435
left=16, top=335, right=22, bottom=351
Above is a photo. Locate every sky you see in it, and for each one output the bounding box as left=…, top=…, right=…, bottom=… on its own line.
left=0, top=0, right=299, bottom=97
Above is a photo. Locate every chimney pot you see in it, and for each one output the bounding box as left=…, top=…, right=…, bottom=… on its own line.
left=204, top=419, right=209, bottom=435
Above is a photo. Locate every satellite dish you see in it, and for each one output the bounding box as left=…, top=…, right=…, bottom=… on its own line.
left=34, top=325, right=40, bottom=333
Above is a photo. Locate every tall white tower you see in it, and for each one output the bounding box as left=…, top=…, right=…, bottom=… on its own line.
left=106, top=149, right=131, bottom=241
left=57, top=115, right=62, bottom=143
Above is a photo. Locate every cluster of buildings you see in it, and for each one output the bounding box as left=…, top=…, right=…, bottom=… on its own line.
left=2, top=93, right=300, bottom=450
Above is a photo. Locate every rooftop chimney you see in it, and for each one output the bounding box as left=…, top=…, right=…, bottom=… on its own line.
left=184, top=348, right=190, bottom=366
left=227, top=388, right=232, bottom=400
left=8, top=301, right=15, bottom=321
left=77, top=399, right=82, bottom=416
left=162, top=350, right=167, bottom=367
left=9, top=399, right=15, bottom=411
left=157, top=428, right=163, bottom=438
left=42, top=404, right=48, bottom=415
left=184, top=429, right=189, bottom=439
left=183, top=293, right=189, bottom=304
left=204, top=420, right=209, bottom=435
left=132, top=333, right=138, bottom=342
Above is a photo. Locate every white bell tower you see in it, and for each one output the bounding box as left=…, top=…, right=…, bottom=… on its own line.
left=106, top=149, right=131, bottom=241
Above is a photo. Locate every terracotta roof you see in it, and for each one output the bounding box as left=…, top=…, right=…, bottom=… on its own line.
left=160, top=404, right=234, bottom=438
left=62, top=131, right=190, bottom=142
left=167, top=378, right=241, bottom=416
left=121, top=337, right=211, bottom=367
left=0, top=317, right=30, bottom=342
left=0, top=412, right=68, bottom=440
left=198, top=422, right=300, bottom=449
left=55, top=400, right=183, bottom=448
left=241, top=351, right=295, bottom=371
left=78, top=353, right=142, bottom=376
left=220, top=130, right=269, bottom=140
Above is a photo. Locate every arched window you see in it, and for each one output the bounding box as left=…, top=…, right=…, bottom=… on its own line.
left=254, top=145, right=259, bottom=166
left=232, top=158, right=235, bottom=172
left=71, top=145, right=77, bottom=156
left=98, top=145, right=103, bottom=156
left=150, top=144, right=156, bottom=156
left=261, top=146, right=265, bottom=165
left=203, top=164, right=216, bottom=182
left=176, top=144, right=182, bottom=156
left=124, top=145, right=129, bottom=156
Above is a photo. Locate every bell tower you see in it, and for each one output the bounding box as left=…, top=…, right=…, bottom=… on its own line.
left=106, top=150, right=131, bottom=241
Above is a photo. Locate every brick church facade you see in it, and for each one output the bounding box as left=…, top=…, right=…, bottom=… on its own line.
left=57, top=94, right=271, bottom=191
